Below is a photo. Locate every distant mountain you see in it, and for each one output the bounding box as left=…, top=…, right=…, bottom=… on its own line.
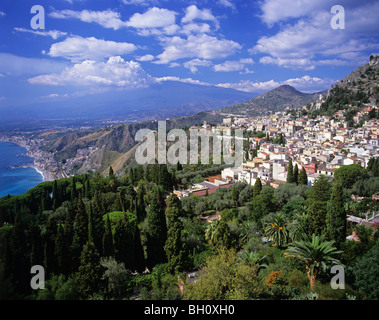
left=0, top=81, right=254, bottom=123
left=219, top=84, right=327, bottom=116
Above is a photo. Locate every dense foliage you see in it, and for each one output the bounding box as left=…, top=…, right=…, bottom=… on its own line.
left=0, top=159, right=378, bottom=300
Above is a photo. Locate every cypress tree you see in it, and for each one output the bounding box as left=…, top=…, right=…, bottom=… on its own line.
left=293, top=163, right=299, bottom=185
left=253, top=177, right=262, bottom=197
left=299, top=167, right=308, bottom=185
left=136, top=183, right=147, bottom=222
left=90, top=197, right=105, bottom=254
left=71, top=177, right=77, bottom=201
left=55, top=224, right=69, bottom=275
left=326, top=183, right=346, bottom=248
left=133, top=226, right=145, bottom=272
left=146, top=186, right=167, bottom=269
left=114, top=215, right=135, bottom=270
left=102, top=214, right=114, bottom=258
left=84, top=179, right=91, bottom=199
left=70, top=195, right=88, bottom=271
left=44, top=217, right=57, bottom=276
left=29, top=225, right=44, bottom=268
left=164, top=194, right=186, bottom=274
left=306, top=175, right=331, bottom=236
left=287, top=159, right=294, bottom=183
left=77, top=241, right=103, bottom=296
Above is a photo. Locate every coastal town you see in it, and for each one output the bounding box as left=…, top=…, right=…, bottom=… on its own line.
left=1, top=97, right=378, bottom=190
left=0, top=134, right=97, bottom=181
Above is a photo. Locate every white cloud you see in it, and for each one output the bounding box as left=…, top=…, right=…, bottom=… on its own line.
left=121, top=0, right=158, bottom=5
left=28, top=56, right=151, bottom=88
left=0, top=11, right=6, bottom=16
left=216, top=75, right=334, bottom=93
left=155, top=34, right=241, bottom=64
left=154, top=76, right=211, bottom=86
left=49, top=9, right=128, bottom=30
left=283, top=75, right=335, bottom=90
left=183, top=59, right=212, bottom=73
left=126, top=7, right=177, bottom=29
left=214, top=58, right=254, bottom=72
left=217, top=0, right=237, bottom=12
left=180, top=23, right=211, bottom=35
left=136, top=54, right=155, bottom=61
left=14, top=27, right=67, bottom=40
left=254, top=1, right=379, bottom=70
left=217, top=80, right=279, bottom=92
left=47, top=36, right=137, bottom=62
left=181, top=5, right=219, bottom=29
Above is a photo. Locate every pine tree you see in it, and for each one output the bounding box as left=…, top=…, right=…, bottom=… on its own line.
left=298, top=167, right=308, bottom=185
left=326, top=183, right=346, bottom=248
left=287, top=159, right=294, bottom=183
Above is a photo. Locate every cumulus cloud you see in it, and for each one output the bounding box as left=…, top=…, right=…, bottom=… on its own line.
left=28, top=56, right=151, bottom=88
left=14, top=27, right=67, bottom=40
left=254, top=1, right=379, bottom=70
left=181, top=5, right=219, bottom=29
left=49, top=9, right=128, bottom=30
left=155, top=34, right=241, bottom=64
left=46, top=36, right=137, bottom=62
left=126, top=7, right=177, bottom=29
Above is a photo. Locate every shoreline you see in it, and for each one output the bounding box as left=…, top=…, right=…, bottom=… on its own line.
left=0, top=139, right=54, bottom=182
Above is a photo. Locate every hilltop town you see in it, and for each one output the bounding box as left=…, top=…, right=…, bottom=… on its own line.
left=173, top=100, right=378, bottom=197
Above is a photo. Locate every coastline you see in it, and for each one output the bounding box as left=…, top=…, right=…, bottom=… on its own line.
left=0, top=139, right=54, bottom=182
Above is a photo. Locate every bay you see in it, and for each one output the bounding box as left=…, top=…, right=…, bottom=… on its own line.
left=0, top=141, right=44, bottom=198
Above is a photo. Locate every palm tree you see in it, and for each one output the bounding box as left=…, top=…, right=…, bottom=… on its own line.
left=288, top=211, right=308, bottom=241
left=238, top=250, right=268, bottom=271
left=284, top=234, right=342, bottom=291
left=204, top=220, right=219, bottom=246
left=264, top=213, right=289, bottom=248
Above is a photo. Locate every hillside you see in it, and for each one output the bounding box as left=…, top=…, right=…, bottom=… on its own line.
left=220, top=84, right=327, bottom=116
left=329, top=54, right=379, bottom=105
left=312, top=54, right=379, bottom=118
left=40, top=84, right=330, bottom=176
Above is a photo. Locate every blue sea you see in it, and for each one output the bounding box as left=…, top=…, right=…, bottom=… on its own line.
left=0, top=141, right=44, bottom=198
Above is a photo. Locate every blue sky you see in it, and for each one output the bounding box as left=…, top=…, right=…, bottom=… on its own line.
left=0, top=0, right=378, bottom=109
